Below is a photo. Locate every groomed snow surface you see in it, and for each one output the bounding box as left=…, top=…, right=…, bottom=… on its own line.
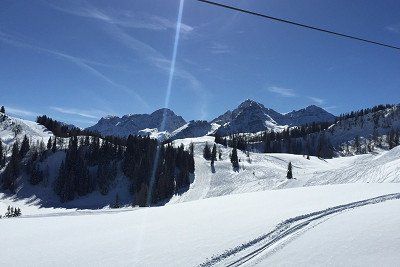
left=0, top=135, right=400, bottom=266
left=1, top=184, right=400, bottom=266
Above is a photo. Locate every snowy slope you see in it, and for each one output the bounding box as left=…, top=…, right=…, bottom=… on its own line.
left=1, top=117, right=400, bottom=266
left=259, top=199, right=400, bottom=266
left=170, top=120, right=219, bottom=140
left=137, top=128, right=171, bottom=141
left=0, top=113, right=52, bottom=149
left=169, top=136, right=400, bottom=204
left=3, top=148, right=137, bottom=210
left=326, top=104, right=400, bottom=148
left=0, top=183, right=399, bottom=266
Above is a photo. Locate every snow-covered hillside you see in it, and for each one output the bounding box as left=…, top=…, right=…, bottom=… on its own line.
left=1, top=183, right=399, bottom=266
left=326, top=104, right=400, bottom=148
left=170, top=120, right=219, bottom=140
left=0, top=113, right=52, bottom=150
left=1, top=115, right=400, bottom=266
left=2, top=131, right=399, bottom=210
left=169, top=136, right=400, bottom=203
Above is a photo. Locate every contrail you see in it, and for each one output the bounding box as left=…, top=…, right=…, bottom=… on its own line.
left=147, top=0, right=185, bottom=206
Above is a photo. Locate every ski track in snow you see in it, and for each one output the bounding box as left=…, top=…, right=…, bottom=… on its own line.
left=199, top=193, right=400, bottom=267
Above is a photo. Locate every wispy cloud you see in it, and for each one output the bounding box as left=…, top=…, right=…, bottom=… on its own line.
left=308, top=96, right=325, bottom=105
left=99, top=18, right=208, bottom=114
left=385, top=23, right=400, bottom=34
left=50, top=106, right=108, bottom=119
left=0, top=30, right=149, bottom=109
left=323, top=105, right=337, bottom=111
left=44, top=1, right=194, bottom=34
left=209, top=42, right=232, bottom=54
left=268, top=86, right=296, bottom=97
left=6, top=107, right=38, bottom=117
left=42, top=1, right=206, bottom=107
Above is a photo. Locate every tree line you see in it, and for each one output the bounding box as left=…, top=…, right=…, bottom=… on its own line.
left=1, top=133, right=195, bottom=207
left=36, top=115, right=100, bottom=138
left=335, top=104, right=394, bottom=122
left=214, top=121, right=335, bottom=158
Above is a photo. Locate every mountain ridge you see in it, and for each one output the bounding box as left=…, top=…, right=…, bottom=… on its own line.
left=86, top=108, right=186, bottom=137
left=86, top=99, right=335, bottom=138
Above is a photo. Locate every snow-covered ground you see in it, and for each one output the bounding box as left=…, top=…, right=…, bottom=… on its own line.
left=261, top=199, right=400, bottom=266
left=0, top=183, right=399, bottom=266
left=169, top=136, right=400, bottom=204
left=1, top=115, right=400, bottom=266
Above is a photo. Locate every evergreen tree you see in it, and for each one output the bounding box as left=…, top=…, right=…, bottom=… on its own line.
left=0, top=106, right=5, bottom=113
left=354, top=135, right=361, bottom=153
left=113, top=193, right=120, bottom=208
left=230, top=147, right=239, bottom=170
left=211, top=144, right=217, bottom=165
left=136, top=182, right=148, bottom=207
left=19, top=135, right=30, bottom=158
left=29, top=163, right=43, bottom=185
left=189, top=142, right=194, bottom=156
left=38, top=140, right=46, bottom=154
left=47, top=137, right=52, bottom=150
left=52, top=137, right=57, bottom=153
left=5, top=205, right=11, bottom=217
left=203, top=142, right=211, bottom=160
left=97, top=161, right=111, bottom=195
left=54, top=136, right=92, bottom=202
left=4, top=206, right=21, bottom=217
left=188, top=147, right=195, bottom=173
left=14, top=207, right=21, bottom=217
left=287, top=162, right=293, bottom=179
left=1, top=142, right=21, bottom=192
left=0, top=140, right=5, bottom=167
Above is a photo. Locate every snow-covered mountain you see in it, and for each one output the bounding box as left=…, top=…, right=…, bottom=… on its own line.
left=213, top=99, right=335, bottom=135
left=85, top=99, right=335, bottom=140
left=284, top=105, right=336, bottom=126
left=214, top=100, right=284, bottom=135
left=87, top=108, right=186, bottom=137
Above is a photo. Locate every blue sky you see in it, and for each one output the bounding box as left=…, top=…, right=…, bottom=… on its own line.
left=1, top=0, right=399, bottom=127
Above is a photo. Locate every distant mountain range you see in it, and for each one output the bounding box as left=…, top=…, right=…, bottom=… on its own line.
left=87, top=99, right=336, bottom=140
left=212, top=99, right=335, bottom=136
left=86, top=108, right=186, bottom=138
